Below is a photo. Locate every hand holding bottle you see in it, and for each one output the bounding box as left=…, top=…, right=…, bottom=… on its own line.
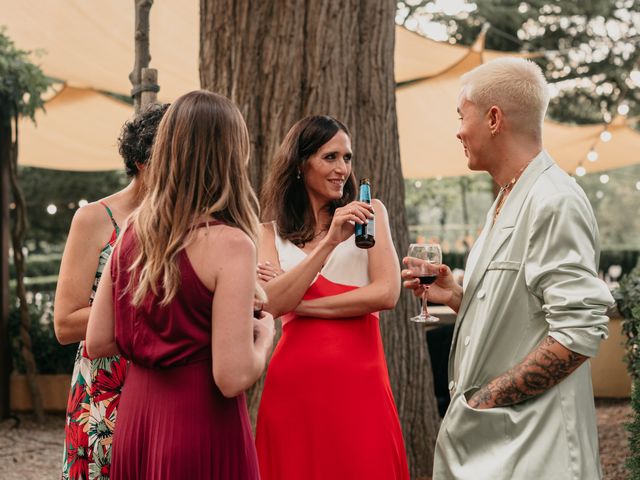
left=323, top=201, right=374, bottom=247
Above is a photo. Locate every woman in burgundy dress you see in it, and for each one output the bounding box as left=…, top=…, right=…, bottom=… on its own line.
left=256, top=116, right=409, bottom=479
left=85, top=90, right=275, bottom=479
left=55, top=103, right=167, bottom=480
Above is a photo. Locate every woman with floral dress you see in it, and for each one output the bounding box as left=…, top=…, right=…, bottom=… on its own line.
left=54, top=103, right=167, bottom=480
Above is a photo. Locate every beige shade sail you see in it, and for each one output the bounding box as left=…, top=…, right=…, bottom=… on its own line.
left=19, top=86, right=133, bottom=171
left=396, top=36, right=640, bottom=178
left=0, top=0, right=200, bottom=101
left=2, top=1, right=639, bottom=175
left=1, top=0, right=470, bottom=99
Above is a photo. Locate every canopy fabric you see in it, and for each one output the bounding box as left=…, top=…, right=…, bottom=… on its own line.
left=0, top=0, right=200, bottom=101
left=2, top=1, right=639, bottom=176
left=19, top=86, right=133, bottom=171
left=2, top=0, right=473, bottom=99
left=396, top=38, right=640, bottom=178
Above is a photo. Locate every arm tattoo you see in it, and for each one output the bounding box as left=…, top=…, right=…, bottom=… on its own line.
left=469, top=336, right=587, bottom=409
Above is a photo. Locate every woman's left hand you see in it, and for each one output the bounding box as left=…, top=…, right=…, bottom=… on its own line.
left=257, top=261, right=284, bottom=282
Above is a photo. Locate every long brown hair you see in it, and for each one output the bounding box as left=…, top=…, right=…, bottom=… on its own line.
left=261, top=115, right=357, bottom=246
left=127, top=90, right=260, bottom=306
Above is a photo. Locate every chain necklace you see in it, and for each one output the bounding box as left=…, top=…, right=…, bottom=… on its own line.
left=493, top=161, right=530, bottom=223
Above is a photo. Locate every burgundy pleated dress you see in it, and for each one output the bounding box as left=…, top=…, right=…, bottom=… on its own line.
left=109, top=223, right=259, bottom=480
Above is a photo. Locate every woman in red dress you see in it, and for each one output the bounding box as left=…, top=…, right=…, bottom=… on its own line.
left=256, top=115, right=410, bottom=480
left=85, top=90, right=275, bottom=479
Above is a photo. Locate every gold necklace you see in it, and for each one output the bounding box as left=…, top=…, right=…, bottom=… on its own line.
left=493, top=162, right=530, bottom=223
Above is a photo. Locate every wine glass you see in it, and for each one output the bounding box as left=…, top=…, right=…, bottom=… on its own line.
left=407, top=243, right=442, bottom=323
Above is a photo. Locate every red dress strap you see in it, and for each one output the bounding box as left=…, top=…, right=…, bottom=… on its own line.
left=193, top=220, right=224, bottom=229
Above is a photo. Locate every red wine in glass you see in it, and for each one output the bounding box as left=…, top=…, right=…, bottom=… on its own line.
left=419, top=275, right=437, bottom=285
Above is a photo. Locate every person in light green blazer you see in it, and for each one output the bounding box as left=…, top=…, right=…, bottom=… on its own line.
left=402, top=57, right=615, bottom=480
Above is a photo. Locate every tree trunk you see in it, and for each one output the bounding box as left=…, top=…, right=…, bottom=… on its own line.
left=200, top=1, right=440, bottom=477
left=0, top=109, right=12, bottom=420
left=130, top=0, right=154, bottom=113
left=8, top=111, right=45, bottom=422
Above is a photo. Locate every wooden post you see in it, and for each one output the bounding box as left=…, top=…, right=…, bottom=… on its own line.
left=0, top=117, right=11, bottom=420
left=140, top=68, right=159, bottom=108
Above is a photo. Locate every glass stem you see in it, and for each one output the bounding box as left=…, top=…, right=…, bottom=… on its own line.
left=422, top=289, right=429, bottom=318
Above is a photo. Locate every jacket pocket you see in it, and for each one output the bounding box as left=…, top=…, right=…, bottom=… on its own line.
left=487, top=260, right=521, bottom=271
left=443, top=387, right=510, bottom=464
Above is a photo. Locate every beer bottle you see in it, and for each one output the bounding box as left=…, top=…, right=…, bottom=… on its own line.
left=355, top=178, right=375, bottom=249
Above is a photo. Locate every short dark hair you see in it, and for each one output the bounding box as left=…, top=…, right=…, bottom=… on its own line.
left=261, top=115, right=357, bottom=246
left=117, top=103, right=169, bottom=177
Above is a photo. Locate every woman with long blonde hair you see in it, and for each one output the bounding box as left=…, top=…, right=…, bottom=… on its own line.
left=86, top=90, right=274, bottom=479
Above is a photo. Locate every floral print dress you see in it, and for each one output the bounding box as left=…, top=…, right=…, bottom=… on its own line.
left=61, top=203, right=128, bottom=480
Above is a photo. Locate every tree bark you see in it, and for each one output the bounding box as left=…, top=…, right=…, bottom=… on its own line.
left=130, top=0, right=154, bottom=113
left=8, top=111, right=44, bottom=422
left=200, top=1, right=440, bottom=476
left=0, top=108, right=12, bottom=420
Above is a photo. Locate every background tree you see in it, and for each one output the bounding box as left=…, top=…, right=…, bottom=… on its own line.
left=396, top=0, right=640, bottom=124
left=0, top=29, right=51, bottom=421
left=200, top=1, right=440, bottom=476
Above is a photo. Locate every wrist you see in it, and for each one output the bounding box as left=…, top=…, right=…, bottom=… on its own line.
left=448, top=285, right=463, bottom=312
left=319, top=236, right=340, bottom=250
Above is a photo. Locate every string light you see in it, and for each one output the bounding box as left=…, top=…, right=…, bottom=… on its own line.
left=600, top=174, right=610, bottom=184
left=596, top=191, right=604, bottom=199
left=587, top=149, right=599, bottom=162
left=618, top=103, right=630, bottom=116
left=576, top=166, right=586, bottom=177
left=414, top=180, right=422, bottom=188
left=600, top=130, right=612, bottom=142
left=78, top=199, right=88, bottom=207
left=46, top=204, right=57, bottom=215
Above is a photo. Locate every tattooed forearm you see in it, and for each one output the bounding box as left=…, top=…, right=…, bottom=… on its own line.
left=468, top=336, right=587, bottom=409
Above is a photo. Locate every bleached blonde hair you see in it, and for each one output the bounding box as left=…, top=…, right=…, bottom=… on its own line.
left=460, top=57, right=550, bottom=136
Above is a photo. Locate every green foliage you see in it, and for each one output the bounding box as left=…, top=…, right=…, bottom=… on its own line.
left=8, top=301, right=76, bottom=375
left=396, top=0, right=640, bottom=125
left=404, top=174, right=494, bottom=250
left=627, top=377, right=640, bottom=479
left=615, top=260, right=640, bottom=380
left=17, top=166, right=127, bottom=249
left=0, top=28, right=51, bottom=122
left=9, top=252, right=61, bottom=278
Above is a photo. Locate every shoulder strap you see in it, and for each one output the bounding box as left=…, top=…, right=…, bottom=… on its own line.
left=99, top=201, right=120, bottom=234
left=193, top=220, right=224, bottom=230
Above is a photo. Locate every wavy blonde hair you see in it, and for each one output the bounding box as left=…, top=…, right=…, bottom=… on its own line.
left=127, top=90, right=260, bottom=306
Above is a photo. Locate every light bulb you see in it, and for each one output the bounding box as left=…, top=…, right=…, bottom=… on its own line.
left=576, top=166, right=586, bottom=177
left=600, top=130, right=612, bottom=142
left=599, top=174, right=609, bottom=184
left=587, top=150, right=599, bottom=162
left=46, top=204, right=57, bottom=215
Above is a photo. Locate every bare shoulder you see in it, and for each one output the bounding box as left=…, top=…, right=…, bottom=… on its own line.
left=371, top=198, right=388, bottom=215
left=67, top=202, right=114, bottom=247
left=71, top=202, right=111, bottom=229
left=208, top=224, right=256, bottom=255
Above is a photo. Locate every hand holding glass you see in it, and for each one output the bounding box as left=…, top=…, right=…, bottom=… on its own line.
left=407, top=243, right=442, bottom=323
